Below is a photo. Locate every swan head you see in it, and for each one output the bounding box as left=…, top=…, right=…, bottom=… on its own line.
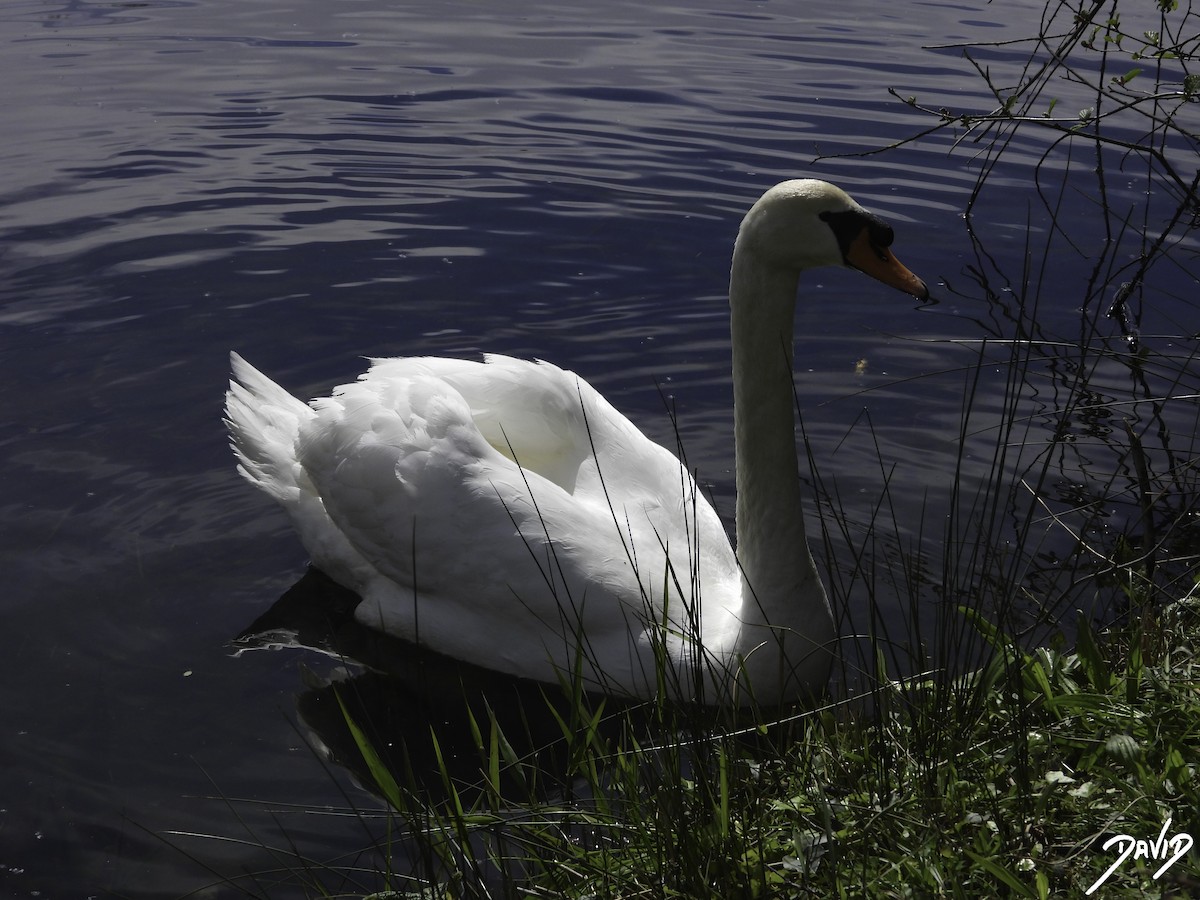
left=737, top=179, right=929, bottom=301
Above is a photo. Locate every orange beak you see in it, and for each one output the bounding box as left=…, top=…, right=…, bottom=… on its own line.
left=844, top=228, right=929, bottom=301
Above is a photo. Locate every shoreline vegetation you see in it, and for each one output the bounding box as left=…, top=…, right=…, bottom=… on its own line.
left=349, top=604, right=1196, bottom=898
left=183, top=0, right=1198, bottom=895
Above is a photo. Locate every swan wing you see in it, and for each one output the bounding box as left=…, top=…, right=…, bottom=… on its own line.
left=271, top=354, right=739, bottom=689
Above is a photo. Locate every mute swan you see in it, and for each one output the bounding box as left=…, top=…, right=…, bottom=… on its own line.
left=226, top=179, right=928, bottom=706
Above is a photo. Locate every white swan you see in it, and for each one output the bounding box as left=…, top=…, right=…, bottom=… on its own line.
left=226, top=179, right=928, bottom=706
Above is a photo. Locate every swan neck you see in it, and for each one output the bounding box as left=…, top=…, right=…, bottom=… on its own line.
left=729, top=245, right=822, bottom=614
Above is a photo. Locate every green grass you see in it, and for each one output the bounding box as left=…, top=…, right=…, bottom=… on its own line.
left=319, top=595, right=1197, bottom=900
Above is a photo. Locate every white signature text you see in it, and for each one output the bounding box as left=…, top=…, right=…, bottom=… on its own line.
left=1085, top=816, right=1193, bottom=895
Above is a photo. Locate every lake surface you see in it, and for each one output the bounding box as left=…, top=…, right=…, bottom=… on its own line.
left=2, top=0, right=1196, bottom=895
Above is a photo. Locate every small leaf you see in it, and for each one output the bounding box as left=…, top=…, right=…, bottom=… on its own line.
left=1068, top=780, right=1097, bottom=799
left=1104, top=733, right=1141, bottom=764
left=1045, top=770, right=1076, bottom=785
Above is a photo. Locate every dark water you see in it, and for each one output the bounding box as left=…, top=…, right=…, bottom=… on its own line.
left=2, top=0, right=1196, bottom=895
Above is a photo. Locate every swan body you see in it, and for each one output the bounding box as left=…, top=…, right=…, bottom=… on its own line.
left=226, top=179, right=928, bottom=706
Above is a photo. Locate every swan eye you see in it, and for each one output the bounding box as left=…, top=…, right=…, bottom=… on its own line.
left=820, top=209, right=895, bottom=261
left=869, top=220, right=895, bottom=249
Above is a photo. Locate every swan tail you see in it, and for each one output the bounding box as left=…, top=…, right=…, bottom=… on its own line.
left=225, top=352, right=316, bottom=503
